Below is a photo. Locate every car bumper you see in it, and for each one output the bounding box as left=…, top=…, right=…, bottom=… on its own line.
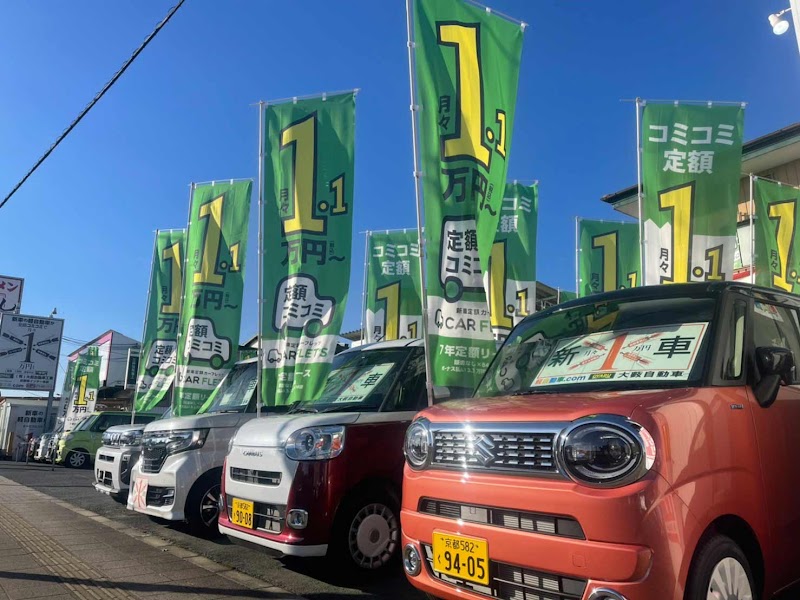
left=401, top=468, right=695, bottom=600
left=218, top=521, right=327, bottom=557
left=127, top=451, right=206, bottom=521
left=94, top=447, right=139, bottom=495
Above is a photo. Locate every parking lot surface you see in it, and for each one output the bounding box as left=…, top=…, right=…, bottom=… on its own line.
left=0, top=461, right=422, bottom=600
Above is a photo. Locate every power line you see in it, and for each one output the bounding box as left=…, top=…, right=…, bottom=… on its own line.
left=0, top=0, right=188, bottom=211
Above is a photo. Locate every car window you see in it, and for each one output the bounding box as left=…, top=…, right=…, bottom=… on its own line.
left=134, top=414, right=157, bottom=424
left=392, top=350, right=427, bottom=412
left=91, top=415, right=109, bottom=432
left=107, top=415, right=130, bottom=428
left=752, top=301, right=800, bottom=384
left=721, top=299, right=746, bottom=380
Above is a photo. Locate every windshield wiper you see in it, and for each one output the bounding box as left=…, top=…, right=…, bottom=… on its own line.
left=288, top=405, right=319, bottom=414
left=319, top=404, right=366, bottom=413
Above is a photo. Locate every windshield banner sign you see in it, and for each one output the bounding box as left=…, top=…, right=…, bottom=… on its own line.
left=414, top=0, right=525, bottom=388
left=365, top=230, right=422, bottom=344
left=261, top=92, right=355, bottom=406
left=135, top=229, right=185, bottom=413
left=64, top=346, right=101, bottom=432
left=578, top=219, right=640, bottom=297
left=753, top=177, right=800, bottom=292
left=641, top=102, right=744, bottom=285
left=488, top=182, right=538, bottom=340
left=174, top=181, right=252, bottom=416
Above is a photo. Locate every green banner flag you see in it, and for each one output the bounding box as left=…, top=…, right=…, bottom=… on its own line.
left=488, top=182, right=538, bottom=339
left=753, top=177, right=800, bottom=291
left=57, top=359, right=77, bottom=424
left=261, top=92, right=355, bottom=406
left=134, top=229, right=185, bottom=413
left=173, top=181, right=252, bottom=416
left=559, top=290, right=577, bottom=303
left=578, top=219, right=640, bottom=297
left=365, top=231, right=422, bottom=343
left=414, top=0, right=524, bottom=389
left=64, top=347, right=101, bottom=432
left=641, top=102, right=744, bottom=285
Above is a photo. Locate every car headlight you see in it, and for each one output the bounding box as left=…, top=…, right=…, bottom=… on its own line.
left=285, top=426, right=345, bottom=461
left=102, top=432, right=113, bottom=446
left=119, top=431, right=143, bottom=447
left=404, top=418, right=432, bottom=470
left=558, top=416, right=655, bottom=487
left=165, top=429, right=209, bottom=455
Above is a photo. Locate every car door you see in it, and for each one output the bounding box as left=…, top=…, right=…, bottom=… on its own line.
left=747, top=299, right=800, bottom=589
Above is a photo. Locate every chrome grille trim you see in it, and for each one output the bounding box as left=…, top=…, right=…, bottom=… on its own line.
left=430, top=422, right=568, bottom=476
left=141, top=432, right=170, bottom=474
left=230, top=467, right=282, bottom=486
left=419, top=498, right=584, bottom=539
left=422, top=544, right=586, bottom=600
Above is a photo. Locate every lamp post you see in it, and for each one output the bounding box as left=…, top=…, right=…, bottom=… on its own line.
left=769, top=0, right=800, bottom=56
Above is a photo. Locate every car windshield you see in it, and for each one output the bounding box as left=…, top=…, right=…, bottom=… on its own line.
left=291, top=348, right=412, bottom=412
left=200, top=363, right=257, bottom=414
left=475, top=294, right=717, bottom=398
left=72, top=417, right=93, bottom=432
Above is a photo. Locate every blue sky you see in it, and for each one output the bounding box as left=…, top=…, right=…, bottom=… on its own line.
left=1, top=0, right=798, bottom=392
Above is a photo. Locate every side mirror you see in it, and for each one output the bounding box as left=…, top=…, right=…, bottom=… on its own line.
left=432, top=385, right=451, bottom=401
left=754, top=346, right=795, bottom=408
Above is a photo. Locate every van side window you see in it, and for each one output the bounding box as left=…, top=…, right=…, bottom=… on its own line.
left=752, top=301, right=800, bottom=384
left=392, top=351, right=427, bottom=412
left=722, top=299, right=746, bottom=379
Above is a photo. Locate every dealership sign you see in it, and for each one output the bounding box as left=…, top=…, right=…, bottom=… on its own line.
left=0, top=314, right=64, bottom=391
left=0, top=276, right=24, bottom=314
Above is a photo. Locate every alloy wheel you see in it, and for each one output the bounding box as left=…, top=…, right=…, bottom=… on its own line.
left=200, top=484, right=221, bottom=528
left=68, top=452, right=86, bottom=468
left=707, top=557, right=753, bottom=600
left=347, top=502, right=399, bottom=569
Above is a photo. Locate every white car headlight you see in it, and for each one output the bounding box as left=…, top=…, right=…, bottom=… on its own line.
left=164, top=429, right=209, bottom=455
left=404, top=418, right=432, bottom=470
left=119, top=431, right=143, bottom=447
left=285, top=426, right=345, bottom=461
left=557, top=416, right=656, bottom=488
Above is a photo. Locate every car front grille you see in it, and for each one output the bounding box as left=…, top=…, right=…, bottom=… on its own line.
left=141, top=438, right=168, bottom=474
left=226, top=495, right=284, bottom=534
left=418, top=499, right=584, bottom=539
left=96, top=470, right=113, bottom=487
left=432, top=429, right=558, bottom=474
left=98, top=454, right=114, bottom=463
left=422, top=544, right=586, bottom=600
left=230, top=467, right=282, bottom=486
left=146, top=486, right=175, bottom=507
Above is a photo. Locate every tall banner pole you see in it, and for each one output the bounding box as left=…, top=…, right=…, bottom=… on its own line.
left=131, top=230, right=160, bottom=424
left=405, top=0, right=434, bottom=406
left=635, top=98, right=645, bottom=285
left=359, top=231, right=370, bottom=345
left=173, top=182, right=194, bottom=415
left=574, top=217, right=580, bottom=295
left=257, top=103, right=265, bottom=418
left=749, top=174, right=755, bottom=284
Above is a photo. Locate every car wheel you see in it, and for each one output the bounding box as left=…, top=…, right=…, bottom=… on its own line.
left=185, top=470, right=222, bottom=536
left=331, top=489, right=400, bottom=571
left=685, top=534, right=757, bottom=600
left=66, top=450, right=87, bottom=469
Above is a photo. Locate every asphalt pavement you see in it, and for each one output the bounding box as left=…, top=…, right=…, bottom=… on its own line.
left=0, top=461, right=423, bottom=600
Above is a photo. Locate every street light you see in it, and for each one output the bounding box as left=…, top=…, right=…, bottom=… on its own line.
left=770, top=9, right=791, bottom=35
left=768, top=0, right=800, bottom=56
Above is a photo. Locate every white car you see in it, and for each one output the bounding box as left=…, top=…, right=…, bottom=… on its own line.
left=127, top=358, right=285, bottom=534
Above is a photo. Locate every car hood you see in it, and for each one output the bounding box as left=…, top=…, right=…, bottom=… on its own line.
left=421, top=388, right=699, bottom=424
left=143, top=412, right=249, bottom=432
left=233, top=413, right=362, bottom=448
left=105, top=423, right=146, bottom=434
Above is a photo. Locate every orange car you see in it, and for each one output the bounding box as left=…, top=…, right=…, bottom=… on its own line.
left=402, top=282, right=800, bottom=600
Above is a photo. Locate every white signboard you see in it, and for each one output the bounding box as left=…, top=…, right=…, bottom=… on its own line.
left=0, top=275, right=24, bottom=314
left=0, top=314, right=64, bottom=391
left=533, top=323, right=708, bottom=387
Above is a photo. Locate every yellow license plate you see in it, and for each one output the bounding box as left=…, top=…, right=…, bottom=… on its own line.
left=230, top=498, right=254, bottom=529
left=432, top=532, right=489, bottom=585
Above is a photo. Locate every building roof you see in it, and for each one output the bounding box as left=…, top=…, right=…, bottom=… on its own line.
left=601, top=122, right=800, bottom=209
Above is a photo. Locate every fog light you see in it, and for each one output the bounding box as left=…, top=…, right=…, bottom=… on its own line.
left=588, top=590, right=628, bottom=600
left=403, top=544, right=421, bottom=576
left=287, top=509, right=308, bottom=529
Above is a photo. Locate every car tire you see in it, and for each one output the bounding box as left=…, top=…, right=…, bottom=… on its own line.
left=329, top=487, right=401, bottom=572
left=185, top=469, right=223, bottom=537
left=685, top=534, right=757, bottom=600
left=65, top=450, right=88, bottom=469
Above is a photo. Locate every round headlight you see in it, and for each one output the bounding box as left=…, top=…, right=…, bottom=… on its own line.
left=559, top=418, right=653, bottom=487
left=404, top=419, right=432, bottom=470
left=284, top=426, right=345, bottom=461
